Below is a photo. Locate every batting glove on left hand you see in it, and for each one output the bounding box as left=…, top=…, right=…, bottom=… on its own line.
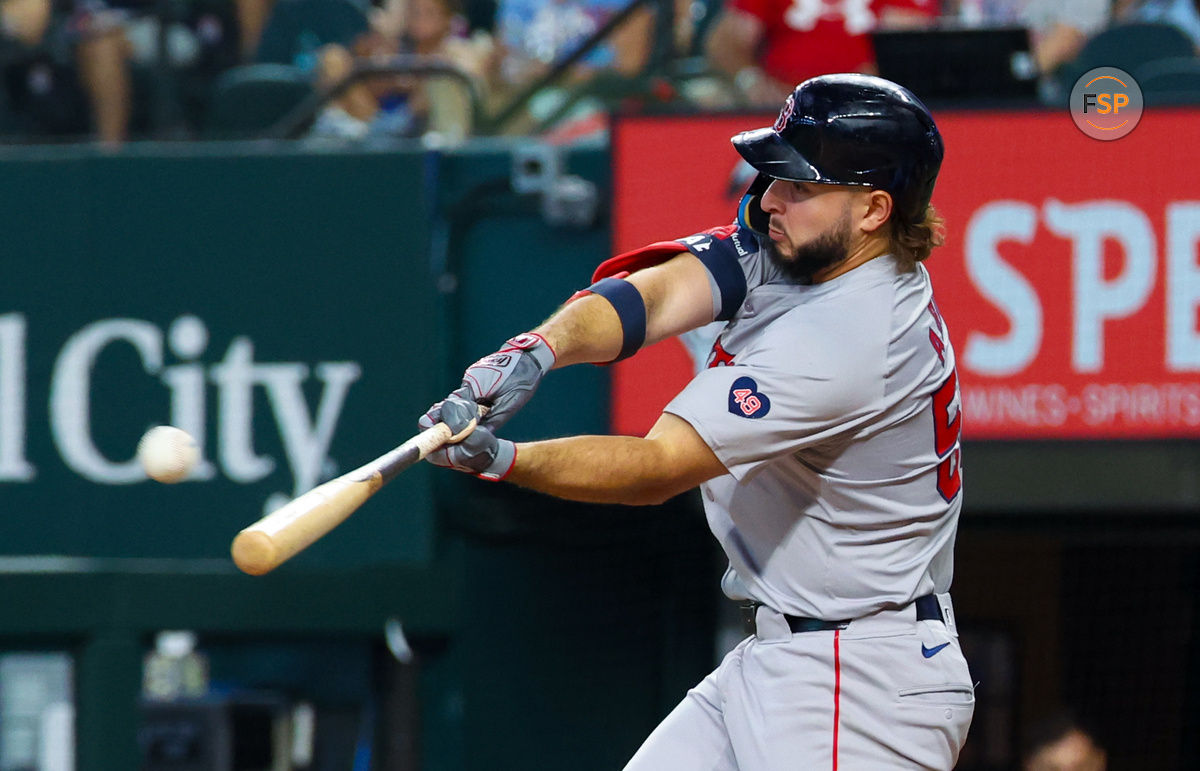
left=455, top=333, right=556, bottom=430
left=419, top=395, right=516, bottom=481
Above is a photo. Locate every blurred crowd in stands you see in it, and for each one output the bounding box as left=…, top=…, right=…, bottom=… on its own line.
left=0, top=0, right=1196, bottom=145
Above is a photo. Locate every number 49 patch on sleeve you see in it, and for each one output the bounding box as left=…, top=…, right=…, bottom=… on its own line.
left=728, top=376, right=771, bottom=418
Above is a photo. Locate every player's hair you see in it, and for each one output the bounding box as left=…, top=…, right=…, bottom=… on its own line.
left=889, top=204, right=945, bottom=271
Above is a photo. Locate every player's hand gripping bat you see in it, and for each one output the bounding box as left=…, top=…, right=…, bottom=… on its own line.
left=230, top=408, right=483, bottom=575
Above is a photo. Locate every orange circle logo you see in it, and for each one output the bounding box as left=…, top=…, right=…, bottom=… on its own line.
left=1069, top=67, right=1143, bottom=140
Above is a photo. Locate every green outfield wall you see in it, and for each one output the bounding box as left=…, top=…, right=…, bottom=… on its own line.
left=0, top=141, right=714, bottom=770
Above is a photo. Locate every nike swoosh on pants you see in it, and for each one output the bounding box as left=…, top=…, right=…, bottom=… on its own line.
left=921, top=642, right=950, bottom=658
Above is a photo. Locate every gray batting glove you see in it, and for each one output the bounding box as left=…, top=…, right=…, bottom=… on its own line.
left=455, top=333, right=556, bottom=430
left=419, top=395, right=516, bottom=481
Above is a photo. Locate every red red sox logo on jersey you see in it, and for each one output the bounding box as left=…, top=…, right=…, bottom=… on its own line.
left=707, top=340, right=735, bottom=368
left=728, top=376, right=771, bottom=419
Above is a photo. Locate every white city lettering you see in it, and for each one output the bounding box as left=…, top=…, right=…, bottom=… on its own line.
left=0, top=314, right=34, bottom=481
left=163, top=315, right=217, bottom=480
left=210, top=337, right=363, bottom=494
left=263, top=361, right=362, bottom=497
left=50, top=319, right=164, bottom=483
left=211, top=338, right=278, bottom=483
left=1, top=315, right=362, bottom=501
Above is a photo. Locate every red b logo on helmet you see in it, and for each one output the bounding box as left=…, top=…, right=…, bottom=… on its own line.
left=774, top=94, right=796, bottom=132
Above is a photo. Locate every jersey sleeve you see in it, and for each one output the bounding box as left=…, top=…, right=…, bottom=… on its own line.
left=594, top=224, right=771, bottom=322
left=675, top=225, right=761, bottom=321
left=664, top=310, right=887, bottom=480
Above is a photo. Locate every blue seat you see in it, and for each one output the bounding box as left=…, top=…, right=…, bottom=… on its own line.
left=1058, top=23, right=1194, bottom=90
left=1135, top=55, right=1200, bottom=105
left=205, top=63, right=314, bottom=138
left=255, top=0, right=371, bottom=69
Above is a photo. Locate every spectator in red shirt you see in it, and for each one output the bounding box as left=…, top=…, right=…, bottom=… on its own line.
left=704, top=0, right=935, bottom=106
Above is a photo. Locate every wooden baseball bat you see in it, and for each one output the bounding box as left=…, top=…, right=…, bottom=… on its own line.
left=231, top=412, right=480, bottom=576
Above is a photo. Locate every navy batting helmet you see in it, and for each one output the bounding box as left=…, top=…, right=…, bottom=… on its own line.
left=733, top=74, right=943, bottom=233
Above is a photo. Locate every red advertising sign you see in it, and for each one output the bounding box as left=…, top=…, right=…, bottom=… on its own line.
left=612, top=109, right=1200, bottom=439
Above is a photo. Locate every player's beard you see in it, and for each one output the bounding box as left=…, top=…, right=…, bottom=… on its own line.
left=766, top=208, right=853, bottom=284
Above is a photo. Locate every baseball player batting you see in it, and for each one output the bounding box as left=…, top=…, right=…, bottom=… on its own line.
left=422, top=74, right=973, bottom=769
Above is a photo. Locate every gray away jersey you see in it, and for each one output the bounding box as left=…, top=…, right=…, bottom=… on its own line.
left=664, top=228, right=963, bottom=621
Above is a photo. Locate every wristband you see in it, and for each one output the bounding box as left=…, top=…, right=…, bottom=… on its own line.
left=476, top=438, right=517, bottom=481
left=585, top=277, right=646, bottom=362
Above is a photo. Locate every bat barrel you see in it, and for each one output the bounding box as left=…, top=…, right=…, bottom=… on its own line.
left=230, top=475, right=380, bottom=575
left=230, top=530, right=279, bottom=576
left=230, top=412, right=477, bottom=576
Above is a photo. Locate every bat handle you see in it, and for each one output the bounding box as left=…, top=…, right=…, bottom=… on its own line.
left=435, top=402, right=490, bottom=446
left=446, top=398, right=487, bottom=441
left=446, top=417, right=477, bottom=444
left=374, top=404, right=489, bottom=483
left=447, top=402, right=490, bottom=444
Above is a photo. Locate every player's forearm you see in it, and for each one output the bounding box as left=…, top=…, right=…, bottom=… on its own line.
left=536, top=253, right=715, bottom=369
left=535, top=294, right=623, bottom=367
left=507, top=435, right=694, bottom=506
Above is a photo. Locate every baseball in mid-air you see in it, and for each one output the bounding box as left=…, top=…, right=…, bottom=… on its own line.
left=137, top=426, right=199, bottom=484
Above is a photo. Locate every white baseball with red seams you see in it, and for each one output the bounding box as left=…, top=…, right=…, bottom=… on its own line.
left=137, top=426, right=199, bottom=484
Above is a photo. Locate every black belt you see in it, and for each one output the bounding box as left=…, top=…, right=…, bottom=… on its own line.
left=741, top=594, right=944, bottom=636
